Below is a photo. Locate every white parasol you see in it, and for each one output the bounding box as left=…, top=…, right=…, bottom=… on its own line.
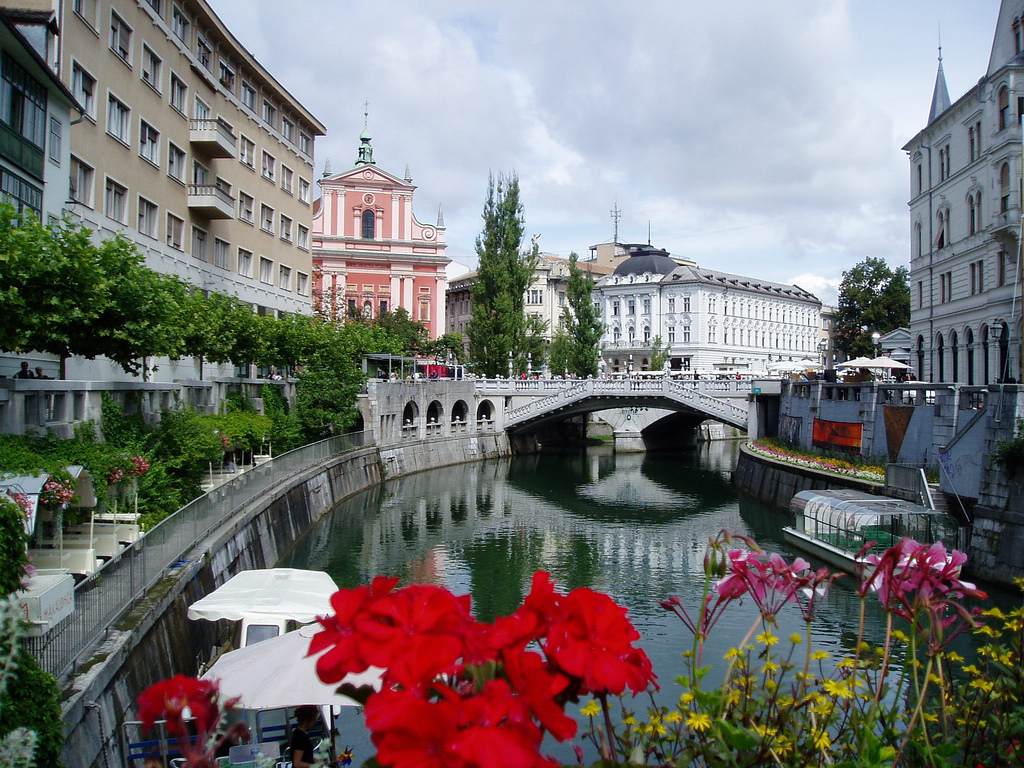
left=202, top=623, right=383, bottom=709
left=862, top=356, right=911, bottom=370
left=836, top=356, right=875, bottom=369
left=187, top=568, right=338, bottom=624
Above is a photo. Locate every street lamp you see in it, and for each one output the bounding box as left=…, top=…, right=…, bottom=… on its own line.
left=818, top=339, right=828, bottom=369
left=872, top=331, right=881, bottom=357
left=507, top=350, right=513, bottom=378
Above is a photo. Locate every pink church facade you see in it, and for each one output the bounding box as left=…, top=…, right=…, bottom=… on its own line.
left=312, top=131, right=449, bottom=338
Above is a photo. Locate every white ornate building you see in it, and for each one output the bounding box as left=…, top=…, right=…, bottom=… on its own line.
left=904, top=0, right=1024, bottom=384
left=594, top=244, right=822, bottom=374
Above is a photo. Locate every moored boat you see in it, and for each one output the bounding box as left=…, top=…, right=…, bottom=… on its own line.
left=783, top=489, right=964, bottom=575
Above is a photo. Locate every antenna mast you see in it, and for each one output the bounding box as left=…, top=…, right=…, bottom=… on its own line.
left=610, top=201, right=621, bottom=243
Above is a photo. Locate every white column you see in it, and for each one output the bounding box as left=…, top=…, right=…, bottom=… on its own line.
left=435, top=276, right=446, bottom=336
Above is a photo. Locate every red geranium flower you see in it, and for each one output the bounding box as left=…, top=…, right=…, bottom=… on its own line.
left=543, top=587, right=656, bottom=696
left=136, top=674, right=224, bottom=737
left=311, top=575, right=399, bottom=684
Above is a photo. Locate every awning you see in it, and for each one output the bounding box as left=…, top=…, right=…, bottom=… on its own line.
left=187, top=568, right=339, bottom=623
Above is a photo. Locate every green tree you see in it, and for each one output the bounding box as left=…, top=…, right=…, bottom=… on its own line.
left=373, top=308, right=427, bottom=355
left=560, top=252, right=605, bottom=377
left=467, top=173, right=539, bottom=377
left=835, top=257, right=910, bottom=358
left=424, top=332, right=465, bottom=364
left=547, top=330, right=571, bottom=377
left=649, top=336, right=669, bottom=372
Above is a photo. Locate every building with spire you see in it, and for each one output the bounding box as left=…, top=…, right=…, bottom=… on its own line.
left=903, top=2, right=1024, bottom=384
left=312, top=125, right=449, bottom=338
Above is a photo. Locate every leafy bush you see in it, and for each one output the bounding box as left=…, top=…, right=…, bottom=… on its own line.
left=0, top=497, right=28, bottom=596
left=995, top=418, right=1024, bottom=478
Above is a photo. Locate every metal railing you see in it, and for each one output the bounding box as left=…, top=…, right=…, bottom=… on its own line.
left=24, top=432, right=367, bottom=681
left=885, top=463, right=932, bottom=507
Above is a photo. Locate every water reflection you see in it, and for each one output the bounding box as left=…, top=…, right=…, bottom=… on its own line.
left=280, top=442, right=1016, bottom=762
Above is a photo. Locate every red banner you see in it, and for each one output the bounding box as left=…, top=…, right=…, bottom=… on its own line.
left=812, top=418, right=862, bottom=453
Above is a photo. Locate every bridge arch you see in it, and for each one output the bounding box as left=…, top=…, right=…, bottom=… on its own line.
left=452, top=399, right=469, bottom=424
left=427, top=400, right=444, bottom=424
left=403, top=400, right=419, bottom=425
left=477, top=399, right=494, bottom=425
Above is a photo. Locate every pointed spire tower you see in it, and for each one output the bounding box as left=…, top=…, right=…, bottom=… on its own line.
left=437, top=203, right=445, bottom=228
left=355, top=103, right=375, bottom=166
left=928, top=41, right=951, bottom=124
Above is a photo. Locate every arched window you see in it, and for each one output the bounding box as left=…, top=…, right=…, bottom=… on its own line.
left=965, top=327, right=975, bottom=385
left=981, top=325, right=990, bottom=384
left=1001, top=163, right=1012, bottom=212
left=361, top=208, right=375, bottom=239
left=999, top=85, right=1010, bottom=130
left=950, top=330, right=959, bottom=382
left=936, top=333, right=945, bottom=382
left=916, top=335, right=925, bottom=379
left=968, top=194, right=978, bottom=235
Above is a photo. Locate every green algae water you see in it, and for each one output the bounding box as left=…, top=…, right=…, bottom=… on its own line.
left=279, top=442, right=1008, bottom=763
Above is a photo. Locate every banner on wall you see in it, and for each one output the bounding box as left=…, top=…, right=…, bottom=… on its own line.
left=812, top=418, right=862, bottom=453
left=779, top=414, right=803, bottom=445
left=883, top=406, right=915, bottom=463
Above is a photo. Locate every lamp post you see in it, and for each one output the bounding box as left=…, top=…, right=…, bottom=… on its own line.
left=818, top=339, right=828, bottom=369
left=872, top=331, right=881, bottom=357
left=508, top=350, right=513, bottom=378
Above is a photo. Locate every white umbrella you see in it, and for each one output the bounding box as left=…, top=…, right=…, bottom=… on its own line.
left=836, top=356, right=875, bottom=369
left=767, top=360, right=814, bottom=373
left=862, top=356, right=910, bottom=370
left=202, top=623, right=383, bottom=709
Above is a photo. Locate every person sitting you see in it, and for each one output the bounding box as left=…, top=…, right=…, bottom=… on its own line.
left=33, top=367, right=50, bottom=379
left=289, top=705, right=319, bottom=768
left=14, top=362, right=33, bottom=379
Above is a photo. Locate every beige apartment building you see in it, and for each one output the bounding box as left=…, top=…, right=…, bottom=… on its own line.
left=5, top=0, right=326, bottom=379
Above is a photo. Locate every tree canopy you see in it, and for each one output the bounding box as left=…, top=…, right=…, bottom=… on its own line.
left=559, top=253, right=604, bottom=377
left=835, top=257, right=910, bottom=358
left=467, top=173, right=539, bottom=377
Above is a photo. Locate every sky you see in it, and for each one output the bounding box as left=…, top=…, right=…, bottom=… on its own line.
left=210, top=0, right=1002, bottom=306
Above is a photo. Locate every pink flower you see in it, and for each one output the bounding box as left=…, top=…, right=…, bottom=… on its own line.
left=107, top=467, right=124, bottom=485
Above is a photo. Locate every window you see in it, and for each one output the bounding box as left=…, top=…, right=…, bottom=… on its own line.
left=280, top=165, right=293, bottom=193
left=195, top=35, right=211, bottom=70
left=193, top=96, right=210, bottom=121
left=261, top=150, right=275, bottom=181
left=259, top=256, right=273, bottom=284
left=1, top=54, right=47, bottom=149
left=297, top=224, right=309, bottom=249
left=281, top=117, right=294, bottom=143
left=170, top=73, right=187, bottom=114
left=968, top=192, right=982, bottom=235
left=137, top=196, right=157, bottom=236
left=141, top=45, right=161, bottom=90
left=49, top=117, right=62, bottom=164
left=279, top=265, right=291, bottom=290
left=528, top=289, right=542, bottom=304
left=213, top=238, right=230, bottom=269
left=642, top=298, right=651, bottom=314
left=298, top=132, right=311, bottom=155
left=260, top=203, right=273, bottom=232
left=241, top=82, right=256, bottom=111
left=104, top=178, right=127, bottom=223
left=298, top=177, right=310, bottom=203
left=683, top=296, right=690, bottom=312
left=1001, top=163, right=1011, bottom=212
left=237, top=248, right=252, bottom=277
left=166, top=212, right=183, bottom=248
left=191, top=226, right=207, bottom=261
left=70, top=157, right=94, bottom=206
left=361, top=208, right=374, bottom=238
left=1000, top=85, right=1011, bottom=130
left=419, top=301, right=430, bottom=322
left=218, top=60, right=235, bottom=90
left=139, top=120, right=159, bottom=164
left=74, top=0, right=97, bottom=28
left=627, top=299, right=635, bottom=315
left=167, top=142, right=186, bottom=182
left=143, top=0, right=162, bottom=14
left=999, top=250, right=1009, bottom=286
left=683, top=327, right=691, bottom=343
left=262, top=99, right=276, bottom=128
left=71, top=63, right=96, bottom=117
left=667, top=297, right=675, bottom=313
left=238, top=191, right=253, bottom=223
left=279, top=214, right=292, bottom=242
left=612, top=301, right=619, bottom=316
left=171, top=5, right=189, bottom=41
left=192, top=159, right=209, bottom=186
left=668, top=327, right=675, bottom=343
left=970, top=259, right=985, bottom=295
left=239, top=135, right=254, bottom=167
left=0, top=170, right=42, bottom=218
left=109, top=12, right=132, bottom=63
left=940, top=270, right=953, bottom=303
left=297, top=272, right=309, bottom=296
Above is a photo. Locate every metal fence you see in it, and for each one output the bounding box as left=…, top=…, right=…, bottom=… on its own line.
left=24, top=431, right=367, bottom=681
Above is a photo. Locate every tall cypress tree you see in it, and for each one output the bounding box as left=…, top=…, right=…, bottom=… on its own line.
left=561, top=252, right=605, bottom=377
left=467, top=173, right=538, bottom=377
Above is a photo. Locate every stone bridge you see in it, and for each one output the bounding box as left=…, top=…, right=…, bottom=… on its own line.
left=361, top=378, right=749, bottom=450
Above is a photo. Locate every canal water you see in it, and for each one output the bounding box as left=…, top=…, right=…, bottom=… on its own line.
left=278, top=442, right=996, bottom=762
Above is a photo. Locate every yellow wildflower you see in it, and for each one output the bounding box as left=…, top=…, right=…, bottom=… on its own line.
left=790, top=634, right=802, bottom=644
left=664, top=710, right=683, bottom=724
left=811, top=650, right=829, bottom=661
left=756, top=631, right=778, bottom=646
left=580, top=700, right=601, bottom=718
left=814, top=731, right=832, bottom=751
left=686, top=712, right=712, bottom=732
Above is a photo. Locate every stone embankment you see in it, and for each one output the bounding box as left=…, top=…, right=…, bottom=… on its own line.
left=61, top=432, right=510, bottom=768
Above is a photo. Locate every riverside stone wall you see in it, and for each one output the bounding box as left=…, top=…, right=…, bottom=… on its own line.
left=60, top=433, right=511, bottom=768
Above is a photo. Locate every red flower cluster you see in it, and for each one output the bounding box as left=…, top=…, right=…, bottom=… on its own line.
left=107, top=467, right=124, bottom=485
left=6, top=491, right=31, bottom=515
left=310, top=571, right=656, bottom=768
left=137, top=674, right=224, bottom=737
left=131, top=456, right=150, bottom=476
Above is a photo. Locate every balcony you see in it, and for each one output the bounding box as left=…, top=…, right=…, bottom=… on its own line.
left=991, top=204, right=1022, bottom=251
left=189, top=118, right=236, bottom=158
left=188, top=182, right=234, bottom=219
